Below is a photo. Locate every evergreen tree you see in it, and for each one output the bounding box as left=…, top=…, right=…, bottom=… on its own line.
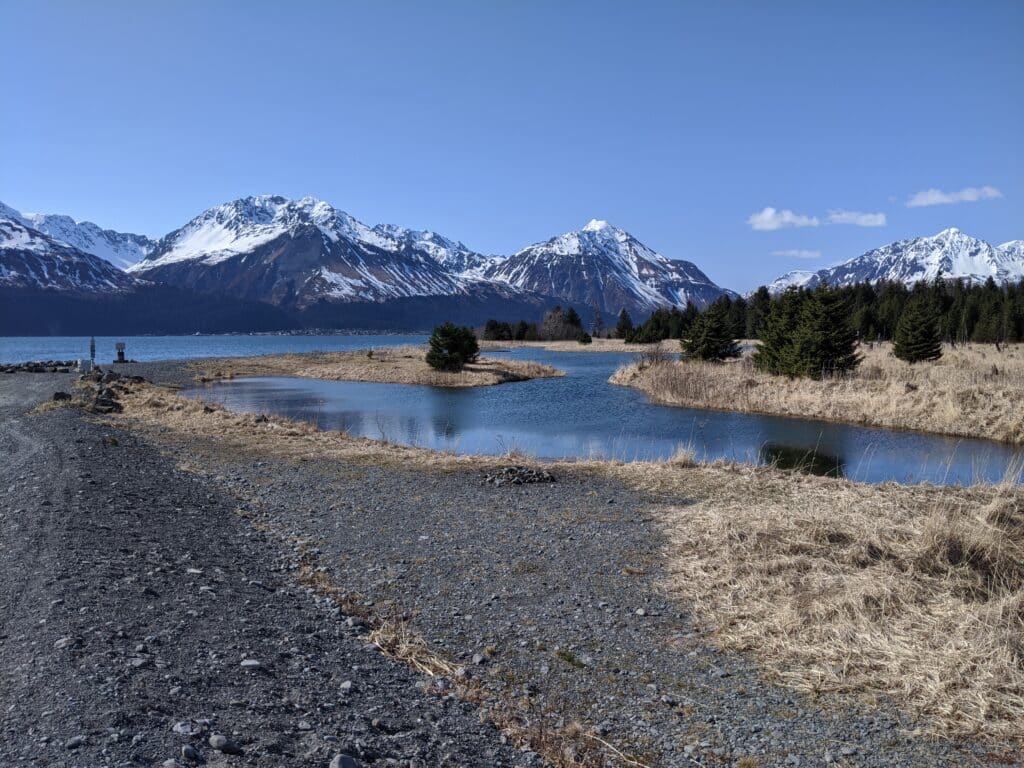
left=753, top=288, right=807, bottom=376
left=564, top=306, right=583, bottom=328
left=425, top=323, right=479, bottom=371
left=681, top=299, right=740, bottom=361
left=893, top=296, right=943, bottom=362
left=788, top=287, right=861, bottom=378
left=615, top=309, right=634, bottom=339
left=745, top=286, right=771, bottom=338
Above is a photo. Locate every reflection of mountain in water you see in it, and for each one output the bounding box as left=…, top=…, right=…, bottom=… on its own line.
left=760, top=443, right=845, bottom=478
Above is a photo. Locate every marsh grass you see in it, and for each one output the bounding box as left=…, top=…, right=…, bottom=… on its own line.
left=610, top=342, right=1024, bottom=444
left=189, top=345, right=564, bottom=388
left=651, top=462, right=1024, bottom=743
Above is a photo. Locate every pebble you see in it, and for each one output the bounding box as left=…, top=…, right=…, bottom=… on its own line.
left=239, top=658, right=261, bottom=668
left=181, top=743, right=203, bottom=763
left=65, top=735, right=86, bottom=749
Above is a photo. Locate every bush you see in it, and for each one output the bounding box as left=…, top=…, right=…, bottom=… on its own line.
left=425, top=323, right=479, bottom=371
left=576, top=330, right=593, bottom=344
left=893, top=296, right=943, bottom=363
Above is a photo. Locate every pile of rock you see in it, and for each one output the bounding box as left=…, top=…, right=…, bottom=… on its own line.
left=53, top=369, right=148, bottom=414
left=2, top=360, right=76, bottom=374
left=483, top=466, right=556, bottom=486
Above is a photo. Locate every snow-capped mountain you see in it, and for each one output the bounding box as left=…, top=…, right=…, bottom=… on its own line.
left=129, top=196, right=479, bottom=308
left=483, top=219, right=733, bottom=315
left=767, top=228, right=1024, bottom=293
left=0, top=201, right=155, bottom=269
left=370, top=224, right=493, bottom=275
left=0, top=218, right=139, bottom=292
left=764, top=269, right=816, bottom=294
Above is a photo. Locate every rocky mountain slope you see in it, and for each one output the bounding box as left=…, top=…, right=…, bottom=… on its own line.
left=768, top=228, right=1024, bottom=293
left=483, top=219, right=734, bottom=315
left=0, top=201, right=155, bottom=269
left=128, top=196, right=500, bottom=309
left=0, top=218, right=139, bottom=293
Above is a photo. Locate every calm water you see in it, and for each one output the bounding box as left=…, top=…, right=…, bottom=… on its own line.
left=0, top=334, right=428, bottom=364
left=184, top=348, right=1024, bottom=486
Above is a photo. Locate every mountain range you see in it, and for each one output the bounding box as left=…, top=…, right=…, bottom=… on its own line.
left=1, top=196, right=734, bottom=333
left=2, top=195, right=1022, bottom=334
left=767, top=228, right=1024, bottom=294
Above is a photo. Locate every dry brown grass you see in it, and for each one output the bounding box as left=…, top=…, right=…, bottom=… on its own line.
left=611, top=342, right=1024, bottom=444
left=107, top=381, right=1024, bottom=746
left=648, top=464, right=1024, bottom=744
left=188, top=345, right=563, bottom=387
left=479, top=338, right=631, bottom=353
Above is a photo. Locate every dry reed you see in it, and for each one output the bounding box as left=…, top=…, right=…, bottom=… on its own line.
left=189, top=345, right=563, bottom=387
left=611, top=342, right=1024, bottom=444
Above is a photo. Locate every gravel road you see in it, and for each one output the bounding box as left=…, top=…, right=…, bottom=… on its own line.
left=0, top=371, right=533, bottom=768
left=1, top=366, right=1017, bottom=767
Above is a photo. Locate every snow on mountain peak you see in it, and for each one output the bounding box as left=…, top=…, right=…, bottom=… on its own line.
left=766, top=228, right=1024, bottom=293
left=582, top=219, right=612, bottom=233
left=0, top=199, right=155, bottom=270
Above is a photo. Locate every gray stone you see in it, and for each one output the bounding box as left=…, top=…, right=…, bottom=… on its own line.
left=329, top=754, right=363, bottom=768
left=65, top=735, right=86, bottom=749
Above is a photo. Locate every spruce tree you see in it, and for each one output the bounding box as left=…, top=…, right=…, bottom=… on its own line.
left=681, top=300, right=740, bottom=361
left=615, top=309, right=634, bottom=339
left=753, top=287, right=860, bottom=378
left=426, top=323, right=479, bottom=371
left=753, top=288, right=806, bottom=376
left=788, top=288, right=861, bottom=379
left=893, top=297, right=943, bottom=363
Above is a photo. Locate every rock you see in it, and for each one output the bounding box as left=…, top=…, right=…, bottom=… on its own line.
left=181, top=743, right=203, bottom=763
left=65, top=735, right=86, bottom=749
left=239, top=658, right=261, bottom=669
left=339, top=680, right=355, bottom=693
left=52, top=391, right=72, bottom=402
left=209, top=733, right=242, bottom=755
left=330, top=754, right=364, bottom=768
left=53, top=636, right=79, bottom=649
left=172, top=720, right=207, bottom=737
left=297, top=720, right=312, bottom=731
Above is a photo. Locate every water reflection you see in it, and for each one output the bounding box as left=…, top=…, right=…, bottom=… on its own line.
left=760, top=443, right=845, bottom=478
left=184, top=348, right=1024, bottom=487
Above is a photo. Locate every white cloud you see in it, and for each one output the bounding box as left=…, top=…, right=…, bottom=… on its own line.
left=772, top=249, right=822, bottom=260
left=827, top=209, right=886, bottom=227
left=747, top=207, right=819, bottom=231
left=906, top=186, right=1002, bottom=207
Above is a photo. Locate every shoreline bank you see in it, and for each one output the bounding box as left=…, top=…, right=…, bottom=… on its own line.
left=610, top=342, right=1024, bottom=446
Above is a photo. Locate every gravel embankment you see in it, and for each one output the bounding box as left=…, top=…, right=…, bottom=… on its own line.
left=0, top=371, right=534, bottom=768
left=1, top=364, right=1017, bottom=768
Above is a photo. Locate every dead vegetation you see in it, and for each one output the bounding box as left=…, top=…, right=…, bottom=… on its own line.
left=649, top=464, right=1024, bottom=745
left=188, top=345, right=563, bottom=387
left=611, top=342, right=1024, bottom=444
left=478, top=338, right=630, bottom=353
left=108, top=380, right=1024, bottom=747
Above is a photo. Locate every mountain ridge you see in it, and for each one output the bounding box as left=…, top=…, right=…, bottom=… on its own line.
left=767, top=228, right=1024, bottom=293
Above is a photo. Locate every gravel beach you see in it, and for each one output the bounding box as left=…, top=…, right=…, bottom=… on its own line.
left=1, top=364, right=1018, bottom=767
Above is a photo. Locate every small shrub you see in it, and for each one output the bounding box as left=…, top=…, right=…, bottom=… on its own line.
left=576, top=331, right=593, bottom=345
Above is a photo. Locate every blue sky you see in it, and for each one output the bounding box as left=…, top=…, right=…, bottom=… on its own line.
left=2, top=1, right=1021, bottom=291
